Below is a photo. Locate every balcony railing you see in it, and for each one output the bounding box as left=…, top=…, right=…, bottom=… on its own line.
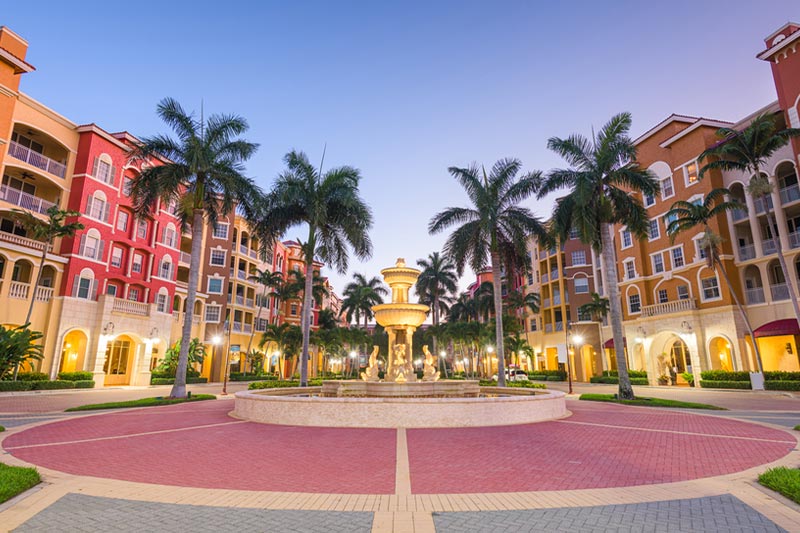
left=0, top=185, right=57, bottom=215
left=550, top=270, right=559, bottom=280
left=541, top=273, right=549, bottom=283
left=172, top=311, right=200, bottom=324
left=0, top=231, right=48, bottom=251
left=544, top=324, right=553, bottom=333
left=738, top=244, right=756, bottom=261
left=790, top=232, right=800, bottom=250
left=770, top=283, right=790, bottom=301
left=34, top=286, right=54, bottom=302
left=236, top=295, right=244, bottom=305
left=762, top=238, right=777, bottom=255
left=239, top=244, right=248, bottom=255
left=745, top=287, right=766, bottom=304
left=233, top=321, right=242, bottom=332
left=780, top=184, right=800, bottom=205
left=553, top=295, right=561, bottom=305
left=249, top=249, right=258, bottom=259
left=237, top=270, right=247, bottom=280
left=731, top=208, right=748, bottom=222
left=179, top=251, right=191, bottom=264
left=9, top=281, right=30, bottom=300
left=555, top=322, right=564, bottom=332
left=543, top=298, right=551, bottom=308
left=754, top=195, right=773, bottom=214
left=7, top=140, right=67, bottom=178
left=246, top=298, right=254, bottom=307
left=641, top=298, right=697, bottom=317
left=243, top=324, right=252, bottom=333
left=112, top=297, right=150, bottom=316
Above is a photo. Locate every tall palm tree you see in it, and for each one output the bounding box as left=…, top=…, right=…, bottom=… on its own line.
left=448, top=292, right=478, bottom=322
left=579, top=292, right=610, bottom=369
left=246, top=268, right=284, bottom=359
left=537, top=112, right=658, bottom=399
left=415, top=252, right=458, bottom=359
left=342, top=273, right=387, bottom=328
left=129, top=98, right=259, bottom=398
left=698, top=113, right=800, bottom=329
left=256, top=150, right=373, bottom=386
left=504, top=289, right=540, bottom=320
left=288, top=269, right=330, bottom=309
left=665, top=188, right=764, bottom=376
left=260, top=323, right=302, bottom=379
left=12, top=207, right=83, bottom=327
left=429, top=158, right=549, bottom=386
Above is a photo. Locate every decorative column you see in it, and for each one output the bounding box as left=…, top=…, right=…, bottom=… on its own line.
left=743, top=192, right=763, bottom=257
left=92, top=335, right=110, bottom=387
left=768, top=175, right=790, bottom=250
left=133, top=341, right=154, bottom=386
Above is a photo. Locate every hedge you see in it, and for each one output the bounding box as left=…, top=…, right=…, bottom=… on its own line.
left=590, top=376, right=649, bottom=385
left=32, top=380, right=76, bottom=390
left=765, top=380, right=800, bottom=391
left=764, top=371, right=800, bottom=381
left=603, top=370, right=647, bottom=378
left=150, top=377, right=208, bottom=385
left=249, top=379, right=324, bottom=390
left=700, top=380, right=751, bottom=389
left=58, top=371, right=93, bottom=381
left=228, top=373, right=277, bottom=382
left=0, top=381, right=33, bottom=391
left=15, top=372, right=49, bottom=381
left=700, top=370, right=750, bottom=382
left=74, top=380, right=95, bottom=389
left=546, top=375, right=566, bottom=381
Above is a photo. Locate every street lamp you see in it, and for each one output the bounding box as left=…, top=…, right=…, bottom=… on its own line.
left=349, top=350, right=357, bottom=378
left=220, top=322, right=232, bottom=396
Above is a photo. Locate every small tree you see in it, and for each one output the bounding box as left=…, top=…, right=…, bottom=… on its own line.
left=0, top=325, right=44, bottom=380
left=157, top=338, right=205, bottom=376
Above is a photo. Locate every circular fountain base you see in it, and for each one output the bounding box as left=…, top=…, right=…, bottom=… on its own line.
left=233, top=381, right=568, bottom=428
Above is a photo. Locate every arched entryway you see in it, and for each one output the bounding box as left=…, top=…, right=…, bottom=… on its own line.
left=103, top=334, right=136, bottom=386
left=649, top=333, right=693, bottom=386
left=708, top=336, right=735, bottom=371
left=753, top=319, right=800, bottom=371
left=59, top=330, right=88, bottom=373
left=573, top=344, right=601, bottom=381
left=603, top=337, right=626, bottom=371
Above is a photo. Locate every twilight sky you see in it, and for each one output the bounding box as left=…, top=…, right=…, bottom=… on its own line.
left=5, top=1, right=798, bottom=295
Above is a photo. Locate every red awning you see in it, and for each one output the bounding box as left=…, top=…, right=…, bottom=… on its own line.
left=603, top=337, right=627, bottom=349
left=753, top=319, right=800, bottom=338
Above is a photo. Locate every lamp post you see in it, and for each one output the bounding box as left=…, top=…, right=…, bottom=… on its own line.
left=439, top=350, right=447, bottom=378
left=349, top=350, right=357, bottom=378
left=221, top=321, right=231, bottom=395
left=565, top=322, right=577, bottom=395
left=212, top=335, right=223, bottom=394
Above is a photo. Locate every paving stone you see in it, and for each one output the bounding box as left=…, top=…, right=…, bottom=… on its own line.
left=13, top=493, right=374, bottom=533
left=432, top=495, right=786, bottom=533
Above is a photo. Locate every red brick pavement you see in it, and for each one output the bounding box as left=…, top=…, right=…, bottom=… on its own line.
left=407, top=403, right=796, bottom=494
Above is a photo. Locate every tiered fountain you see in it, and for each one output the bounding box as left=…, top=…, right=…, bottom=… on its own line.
left=233, top=258, right=567, bottom=428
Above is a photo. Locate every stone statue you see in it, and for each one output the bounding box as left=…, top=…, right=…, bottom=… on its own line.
left=360, top=345, right=381, bottom=382
left=421, top=345, right=440, bottom=382
left=389, top=343, right=414, bottom=382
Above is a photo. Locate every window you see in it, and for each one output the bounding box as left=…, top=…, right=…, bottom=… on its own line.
left=624, top=259, right=636, bottom=280
left=128, top=287, right=140, bottom=301
left=132, top=254, right=143, bottom=273
left=527, top=271, right=534, bottom=285
left=658, top=289, right=668, bottom=304
left=621, top=229, right=632, bottom=249
left=85, top=195, right=110, bottom=223
left=671, top=247, right=684, bottom=268
left=661, top=176, right=674, bottom=199
left=652, top=253, right=664, bottom=274
left=648, top=219, right=660, bottom=241
left=529, top=318, right=537, bottom=331
left=677, top=285, right=690, bottom=300
left=162, top=225, right=177, bottom=248
left=104, top=340, right=130, bottom=376
left=122, top=177, right=133, bottom=196
left=212, top=223, right=229, bottom=239
left=156, top=293, right=168, bottom=313
left=644, top=192, right=656, bottom=207
left=290, top=303, right=298, bottom=316
left=574, top=277, right=589, bottom=294
left=685, top=161, right=698, bottom=186
left=207, top=277, right=223, bottom=294
left=137, top=219, right=147, bottom=239
left=210, top=249, right=226, bottom=266
left=696, top=238, right=708, bottom=260
left=93, top=157, right=115, bottom=185
left=628, top=293, right=641, bottom=314
left=571, top=250, right=586, bottom=265
left=569, top=226, right=579, bottom=240
left=117, top=211, right=129, bottom=232
left=106, top=284, right=118, bottom=297
left=79, top=233, right=104, bottom=261
left=110, top=247, right=123, bottom=268
left=702, top=276, right=721, bottom=300
left=159, top=258, right=173, bottom=279
left=74, top=275, right=94, bottom=299
left=664, top=211, right=678, bottom=234
left=205, top=305, right=221, bottom=322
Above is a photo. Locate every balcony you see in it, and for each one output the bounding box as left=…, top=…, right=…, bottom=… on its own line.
left=34, top=286, right=54, bottom=302
left=233, top=321, right=242, bottom=332
left=745, top=287, right=766, bottom=304
left=0, top=185, right=57, bottom=215
left=541, top=273, right=549, bottom=283
left=249, top=249, right=258, bottom=259
left=780, top=184, right=800, bottom=205
left=112, top=298, right=150, bottom=317
left=246, top=297, right=254, bottom=307
left=762, top=238, right=777, bottom=255
left=9, top=281, right=30, bottom=300
left=243, top=324, right=252, bottom=333
left=239, top=244, right=248, bottom=255
left=7, top=140, right=67, bottom=179
left=641, top=298, right=697, bottom=317
left=791, top=232, right=800, bottom=249
left=770, top=284, right=790, bottom=301
left=543, top=298, right=551, bottom=308
left=236, top=295, right=244, bottom=305
left=754, top=195, right=773, bottom=214
left=544, top=324, right=553, bottom=333
left=738, top=244, right=756, bottom=261
left=554, top=322, right=564, bottom=332
left=172, top=311, right=200, bottom=324
left=550, top=270, right=559, bottom=280
left=731, top=208, right=748, bottom=222
left=237, top=270, right=247, bottom=280
left=179, top=251, right=191, bottom=264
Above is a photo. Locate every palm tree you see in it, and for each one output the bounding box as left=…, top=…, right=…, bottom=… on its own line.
left=129, top=98, right=260, bottom=398
left=288, top=269, right=330, bottom=309
left=429, top=158, right=549, bottom=386
left=448, top=292, right=478, bottom=322
left=504, top=289, right=540, bottom=321
left=269, top=276, right=301, bottom=323
left=13, top=207, right=83, bottom=326
left=665, top=188, right=764, bottom=376
left=579, top=292, right=610, bottom=372
left=698, top=113, right=800, bottom=329
left=246, top=268, right=284, bottom=359
left=256, top=150, right=373, bottom=386
left=342, top=273, right=387, bottom=328
left=415, top=252, right=458, bottom=361
left=260, top=323, right=302, bottom=379
left=537, top=112, right=659, bottom=399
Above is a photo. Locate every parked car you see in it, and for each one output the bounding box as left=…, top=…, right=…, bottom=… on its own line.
left=491, top=369, right=529, bottom=382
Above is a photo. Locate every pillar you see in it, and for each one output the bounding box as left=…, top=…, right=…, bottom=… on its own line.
left=92, top=335, right=110, bottom=387
left=743, top=192, right=764, bottom=257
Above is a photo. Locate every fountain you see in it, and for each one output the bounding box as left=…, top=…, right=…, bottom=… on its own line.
left=233, top=258, right=567, bottom=428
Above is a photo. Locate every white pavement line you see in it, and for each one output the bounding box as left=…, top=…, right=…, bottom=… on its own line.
left=4, top=420, right=247, bottom=450
left=395, top=428, right=411, bottom=496
left=557, top=419, right=797, bottom=444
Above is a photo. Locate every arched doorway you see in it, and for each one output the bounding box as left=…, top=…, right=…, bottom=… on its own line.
left=668, top=338, right=692, bottom=385
left=103, top=334, right=136, bottom=386
left=59, top=330, right=88, bottom=373
left=708, top=336, right=735, bottom=371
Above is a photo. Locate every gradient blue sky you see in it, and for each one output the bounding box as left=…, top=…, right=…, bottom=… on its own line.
left=5, top=1, right=798, bottom=294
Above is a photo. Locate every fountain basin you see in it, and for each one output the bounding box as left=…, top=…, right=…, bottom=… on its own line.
left=372, top=303, right=429, bottom=328
left=232, top=383, right=568, bottom=428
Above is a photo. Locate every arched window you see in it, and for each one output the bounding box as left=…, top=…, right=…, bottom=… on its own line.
left=92, top=153, right=116, bottom=185
left=162, top=223, right=177, bottom=248
left=159, top=256, right=173, bottom=279
left=86, top=190, right=110, bottom=222
left=79, top=229, right=104, bottom=261
left=155, top=288, right=169, bottom=313
left=72, top=268, right=96, bottom=299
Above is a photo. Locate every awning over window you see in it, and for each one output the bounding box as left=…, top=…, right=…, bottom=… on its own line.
left=603, top=337, right=627, bottom=349
left=753, top=319, right=800, bottom=338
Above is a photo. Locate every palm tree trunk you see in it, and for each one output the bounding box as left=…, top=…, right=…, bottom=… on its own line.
left=299, top=256, right=315, bottom=386
left=713, top=256, right=764, bottom=374
left=600, top=222, right=634, bottom=399
left=490, top=250, right=506, bottom=386
left=24, top=242, right=48, bottom=326
left=171, top=209, right=204, bottom=398
left=763, top=206, right=800, bottom=328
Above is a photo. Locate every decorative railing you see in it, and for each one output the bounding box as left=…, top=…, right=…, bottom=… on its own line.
left=34, top=286, right=54, bottom=302
left=232, top=322, right=242, bottom=332
left=554, top=322, right=564, bottom=332
left=236, top=295, right=244, bottom=305
left=790, top=232, right=800, bottom=249
left=762, top=238, right=777, bottom=255
left=112, top=298, right=150, bottom=316
left=541, top=273, right=549, bottom=283
left=731, top=208, right=748, bottom=221
left=246, top=298, right=254, bottom=307
left=0, top=231, right=48, bottom=251
left=745, top=288, right=766, bottom=304
left=237, top=270, right=247, bottom=280
left=7, top=140, right=67, bottom=178
left=738, top=244, right=756, bottom=261
left=544, top=323, right=553, bottom=333
left=780, top=184, right=800, bottom=205
left=179, top=251, right=191, bottom=264
left=239, top=244, right=248, bottom=255
left=754, top=195, right=773, bottom=213
left=243, top=324, right=252, bottom=333
left=249, top=249, right=258, bottom=259
left=0, top=185, right=57, bottom=214
left=641, top=298, right=697, bottom=317
left=770, top=284, right=790, bottom=301
left=9, top=281, right=30, bottom=300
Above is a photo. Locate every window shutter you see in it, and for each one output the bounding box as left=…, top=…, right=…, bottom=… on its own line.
left=78, top=234, right=86, bottom=256
left=96, top=240, right=105, bottom=261
left=71, top=275, right=80, bottom=297
left=92, top=157, right=99, bottom=178
left=91, top=280, right=99, bottom=300
left=110, top=166, right=117, bottom=185
left=103, top=203, right=110, bottom=223
left=85, top=196, right=93, bottom=217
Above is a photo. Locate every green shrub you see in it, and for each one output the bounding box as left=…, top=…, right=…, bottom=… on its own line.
left=764, top=371, right=800, bottom=382
left=57, top=371, right=93, bottom=381
left=0, top=381, right=33, bottom=391
left=31, top=380, right=75, bottom=390
left=150, top=376, right=207, bottom=385
left=228, top=373, right=277, bottom=382
left=603, top=370, right=647, bottom=378
left=73, top=380, right=95, bottom=389
left=681, top=372, right=694, bottom=384
left=507, top=381, right=547, bottom=389
left=700, top=370, right=750, bottom=382
left=546, top=375, right=565, bottom=381
left=15, top=372, right=49, bottom=381
left=758, top=467, right=800, bottom=504
left=765, top=380, right=800, bottom=391
left=530, top=374, right=548, bottom=381
left=700, top=380, right=751, bottom=389
left=0, top=463, right=40, bottom=504
left=591, top=376, right=648, bottom=385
